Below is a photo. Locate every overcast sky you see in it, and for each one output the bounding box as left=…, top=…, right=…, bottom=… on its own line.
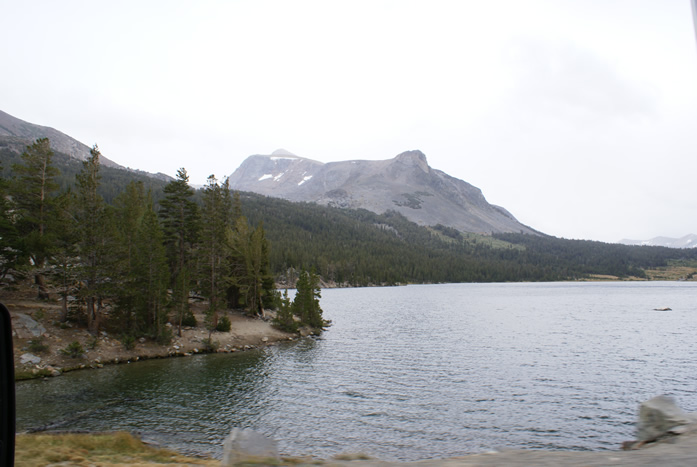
left=2, top=0, right=696, bottom=243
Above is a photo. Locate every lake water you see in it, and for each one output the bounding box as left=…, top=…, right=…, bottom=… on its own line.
left=15, top=282, right=697, bottom=461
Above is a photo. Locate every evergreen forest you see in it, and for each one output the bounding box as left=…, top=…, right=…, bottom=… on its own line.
left=2, top=138, right=697, bottom=341
left=0, top=139, right=324, bottom=343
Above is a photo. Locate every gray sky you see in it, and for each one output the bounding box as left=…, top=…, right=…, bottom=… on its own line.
left=2, top=0, right=696, bottom=243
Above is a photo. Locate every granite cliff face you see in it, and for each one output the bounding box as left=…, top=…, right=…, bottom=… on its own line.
left=228, top=149, right=537, bottom=235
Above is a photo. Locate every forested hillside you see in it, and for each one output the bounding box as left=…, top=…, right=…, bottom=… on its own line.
left=0, top=141, right=169, bottom=204
left=3, top=138, right=696, bottom=295
left=240, top=193, right=697, bottom=285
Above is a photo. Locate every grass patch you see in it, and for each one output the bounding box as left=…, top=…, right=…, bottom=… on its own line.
left=645, top=260, right=697, bottom=281
left=15, top=368, right=52, bottom=381
left=15, top=432, right=218, bottom=466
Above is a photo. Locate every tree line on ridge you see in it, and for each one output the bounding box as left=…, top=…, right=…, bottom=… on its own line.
left=2, top=137, right=696, bottom=313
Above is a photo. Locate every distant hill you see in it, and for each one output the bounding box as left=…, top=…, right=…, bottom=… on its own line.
left=0, top=109, right=171, bottom=182
left=619, top=234, right=697, bottom=249
left=0, top=109, right=123, bottom=168
left=0, top=109, right=172, bottom=204
left=229, top=149, right=538, bottom=236
left=240, top=192, right=697, bottom=285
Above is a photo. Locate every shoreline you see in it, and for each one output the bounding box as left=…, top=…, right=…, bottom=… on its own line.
left=8, top=296, right=295, bottom=380
left=15, top=429, right=697, bottom=466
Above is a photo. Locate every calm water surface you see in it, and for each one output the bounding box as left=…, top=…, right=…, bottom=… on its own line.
left=16, top=282, right=697, bottom=461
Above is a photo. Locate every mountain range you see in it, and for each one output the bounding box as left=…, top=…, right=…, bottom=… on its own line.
left=228, top=149, right=538, bottom=236
left=2, top=109, right=693, bottom=244
left=618, top=234, right=697, bottom=249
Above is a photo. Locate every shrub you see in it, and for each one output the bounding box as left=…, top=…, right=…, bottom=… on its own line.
left=60, top=341, right=85, bottom=358
left=181, top=311, right=197, bottom=327
left=121, top=335, right=136, bottom=350
left=156, top=326, right=173, bottom=345
left=28, top=337, right=49, bottom=353
left=201, top=338, right=219, bottom=352
left=215, top=315, right=231, bottom=332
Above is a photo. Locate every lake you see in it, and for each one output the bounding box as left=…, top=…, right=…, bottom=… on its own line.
left=15, top=282, right=697, bottom=461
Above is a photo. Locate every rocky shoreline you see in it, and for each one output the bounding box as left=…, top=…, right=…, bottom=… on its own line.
left=7, top=296, right=294, bottom=380
left=9, top=290, right=697, bottom=465
left=219, top=396, right=697, bottom=466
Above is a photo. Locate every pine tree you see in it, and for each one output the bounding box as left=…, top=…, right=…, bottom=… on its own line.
left=227, top=217, right=275, bottom=317
left=159, top=168, right=199, bottom=336
left=133, top=196, right=170, bottom=341
left=0, top=163, right=24, bottom=280
left=74, top=145, right=110, bottom=335
left=272, top=289, right=297, bottom=333
left=51, top=190, right=79, bottom=322
left=112, top=181, right=148, bottom=335
left=292, top=269, right=325, bottom=329
left=200, top=175, right=233, bottom=333
left=11, top=138, right=60, bottom=298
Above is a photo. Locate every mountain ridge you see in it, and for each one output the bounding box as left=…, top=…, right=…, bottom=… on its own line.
left=0, top=109, right=124, bottom=168
left=228, top=149, right=538, bottom=236
left=619, top=234, right=697, bottom=249
left=0, top=109, right=174, bottom=182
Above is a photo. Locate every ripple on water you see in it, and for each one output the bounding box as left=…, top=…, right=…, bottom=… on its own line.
left=15, top=282, right=697, bottom=460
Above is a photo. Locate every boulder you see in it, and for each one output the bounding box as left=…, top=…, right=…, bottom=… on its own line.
left=221, top=428, right=278, bottom=466
left=637, top=395, right=697, bottom=441
left=20, top=353, right=41, bottom=365
left=13, top=313, right=47, bottom=338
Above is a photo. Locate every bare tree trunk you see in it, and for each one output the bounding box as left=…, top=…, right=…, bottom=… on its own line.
left=35, top=272, right=49, bottom=300
left=60, top=297, right=68, bottom=322
left=87, top=296, right=99, bottom=335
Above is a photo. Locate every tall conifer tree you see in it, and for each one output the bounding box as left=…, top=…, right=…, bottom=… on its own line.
left=293, top=269, right=325, bottom=329
left=200, top=175, right=232, bottom=331
left=112, top=181, right=147, bottom=334
left=134, top=195, right=170, bottom=341
left=227, top=217, right=275, bottom=317
left=75, top=145, right=110, bottom=335
left=0, top=163, right=23, bottom=279
left=11, top=138, right=59, bottom=298
left=159, top=168, right=199, bottom=336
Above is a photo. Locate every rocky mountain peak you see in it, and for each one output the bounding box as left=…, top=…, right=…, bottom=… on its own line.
left=228, top=150, right=538, bottom=236
left=270, top=148, right=297, bottom=157
left=393, top=150, right=429, bottom=172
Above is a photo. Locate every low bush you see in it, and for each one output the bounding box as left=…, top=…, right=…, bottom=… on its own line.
left=156, top=326, right=173, bottom=345
left=121, top=335, right=136, bottom=350
left=216, top=315, right=231, bottom=332
left=201, top=338, right=219, bottom=352
left=60, top=341, right=85, bottom=358
left=181, top=311, right=197, bottom=327
left=28, top=337, right=49, bottom=353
